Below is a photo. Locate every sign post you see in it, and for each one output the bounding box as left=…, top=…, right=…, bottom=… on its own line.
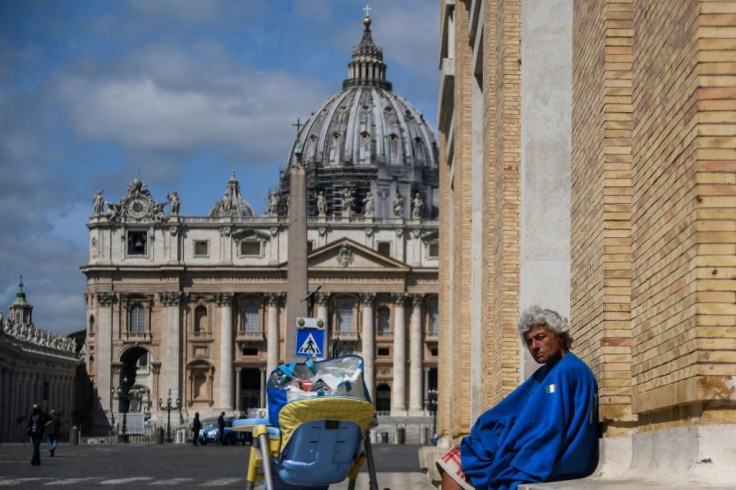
left=295, top=317, right=326, bottom=359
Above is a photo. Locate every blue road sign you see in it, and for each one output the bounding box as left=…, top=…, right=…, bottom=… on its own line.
left=295, top=317, right=326, bottom=359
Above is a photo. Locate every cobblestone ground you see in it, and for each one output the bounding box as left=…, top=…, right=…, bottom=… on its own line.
left=0, top=442, right=432, bottom=489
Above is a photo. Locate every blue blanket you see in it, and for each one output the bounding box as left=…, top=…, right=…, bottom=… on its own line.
left=460, top=353, right=599, bottom=490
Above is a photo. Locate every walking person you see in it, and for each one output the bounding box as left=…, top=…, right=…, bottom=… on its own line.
left=217, top=412, right=226, bottom=445
left=45, top=409, right=60, bottom=457
left=27, top=403, right=49, bottom=466
left=191, top=412, right=202, bottom=446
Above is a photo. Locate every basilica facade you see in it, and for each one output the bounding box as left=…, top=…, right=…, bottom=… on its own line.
left=82, top=14, right=439, bottom=432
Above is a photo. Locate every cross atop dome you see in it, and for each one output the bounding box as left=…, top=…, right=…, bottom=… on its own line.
left=343, top=5, right=391, bottom=91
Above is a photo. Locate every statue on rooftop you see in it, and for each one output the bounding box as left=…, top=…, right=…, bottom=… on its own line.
left=93, top=190, right=104, bottom=216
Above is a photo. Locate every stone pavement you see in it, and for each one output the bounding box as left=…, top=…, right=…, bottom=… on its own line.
left=332, top=472, right=434, bottom=489
left=0, top=442, right=435, bottom=489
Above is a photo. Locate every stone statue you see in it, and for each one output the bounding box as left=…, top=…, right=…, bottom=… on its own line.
left=153, top=202, right=167, bottom=222
left=412, top=192, right=424, bottom=219
left=127, top=178, right=148, bottom=197
left=93, top=190, right=104, bottom=216
left=168, top=191, right=181, bottom=215
left=107, top=202, right=122, bottom=221
left=268, top=192, right=279, bottom=216
left=341, top=188, right=354, bottom=213
left=316, top=191, right=327, bottom=217
left=393, top=193, right=404, bottom=218
left=223, top=188, right=233, bottom=213
left=363, top=191, right=374, bottom=218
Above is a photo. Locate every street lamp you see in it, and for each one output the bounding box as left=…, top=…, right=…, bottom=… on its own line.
left=111, top=376, right=131, bottom=443
left=158, top=389, right=181, bottom=443
left=425, top=388, right=438, bottom=444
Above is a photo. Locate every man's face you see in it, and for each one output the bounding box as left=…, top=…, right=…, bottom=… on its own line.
left=524, top=324, right=565, bottom=364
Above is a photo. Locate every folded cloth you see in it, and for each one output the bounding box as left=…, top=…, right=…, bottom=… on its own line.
left=436, top=445, right=474, bottom=490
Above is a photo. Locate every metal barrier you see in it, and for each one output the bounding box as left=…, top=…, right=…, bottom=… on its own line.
left=370, top=422, right=434, bottom=445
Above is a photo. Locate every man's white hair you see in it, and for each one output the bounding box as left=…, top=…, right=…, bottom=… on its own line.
left=517, top=305, right=572, bottom=349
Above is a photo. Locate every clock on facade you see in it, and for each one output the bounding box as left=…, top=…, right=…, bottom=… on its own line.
left=127, top=198, right=149, bottom=218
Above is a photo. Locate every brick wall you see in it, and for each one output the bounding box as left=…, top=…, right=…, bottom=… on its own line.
left=571, top=0, right=636, bottom=434
left=629, top=0, right=736, bottom=426
left=572, top=0, right=736, bottom=433
left=489, top=0, right=523, bottom=406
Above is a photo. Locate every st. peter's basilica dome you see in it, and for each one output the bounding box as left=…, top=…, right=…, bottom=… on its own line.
left=275, top=14, right=439, bottom=220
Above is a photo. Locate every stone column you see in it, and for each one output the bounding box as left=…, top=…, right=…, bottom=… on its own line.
left=235, top=368, right=242, bottom=413
left=315, top=292, right=330, bottom=326
left=265, top=293, right=281, bottom=377
left=360, top=294, right=375, bottom=399
left=391, top=293, right=407, bottom=416
left=159, top=292, right=182, bottom=401
left=96, top=292, right=115, bottom=416
left=409, top=294, right=424, bottom=415
left=217, top=293, right=234, bottom=411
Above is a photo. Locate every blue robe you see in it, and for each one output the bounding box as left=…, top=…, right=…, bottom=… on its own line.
left=460, top=353, right=599, bottom=490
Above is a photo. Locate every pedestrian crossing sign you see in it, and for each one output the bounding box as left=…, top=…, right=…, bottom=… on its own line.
left=295, top=317, right=326, bottom=359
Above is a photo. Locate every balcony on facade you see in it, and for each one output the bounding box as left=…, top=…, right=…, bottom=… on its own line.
left=236, top=328, right=266, bottom=342
left=189, top=329, right=213, bottom=342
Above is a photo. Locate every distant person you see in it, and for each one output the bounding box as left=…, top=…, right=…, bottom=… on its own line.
left=45, top=409, right=60, bottom=457
left=437, top=306, right=599, bottom=489
left=27, top=403, right=49, bottom=465
left=191, top=412, right=202, bottom=446
left=217, top=412, right=226, bottom=445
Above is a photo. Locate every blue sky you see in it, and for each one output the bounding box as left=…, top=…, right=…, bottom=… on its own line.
left=0, top=0, right=440, bottom=336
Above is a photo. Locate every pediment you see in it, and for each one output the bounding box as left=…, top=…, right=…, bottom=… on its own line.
left=306, top=238, right=409, bottom=271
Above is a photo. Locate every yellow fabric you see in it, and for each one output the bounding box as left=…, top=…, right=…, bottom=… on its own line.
left=278, top=397, right=375, bottom=449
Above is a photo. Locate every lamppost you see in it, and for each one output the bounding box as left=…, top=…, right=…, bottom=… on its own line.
left=425, top=388, right=438, bottom=444
left=111, top=376, right=131, bottom=443
left=158, top=389, right=181, bottom=443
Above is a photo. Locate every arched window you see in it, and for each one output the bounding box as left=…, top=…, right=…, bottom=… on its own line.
left=129, top=304, right=145, bottom=334
left=376, top=384, right=391, bottom=414
left=337, top=302, right=354, bottom=333
left=194, top=306, right=207, bottom=335
left=89, top=315, right=95, bottom=336
left=377, top=307, right=390, bottom=335
left=243, top=303, right=260, bottom=333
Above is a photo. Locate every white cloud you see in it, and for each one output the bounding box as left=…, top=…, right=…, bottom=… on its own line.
left=57, top=68, right=327, bottom=162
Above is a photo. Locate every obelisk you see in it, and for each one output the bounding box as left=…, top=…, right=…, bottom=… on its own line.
left=284, top=135, right=308, bottom=362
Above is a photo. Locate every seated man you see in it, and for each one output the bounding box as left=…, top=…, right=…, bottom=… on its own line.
left=437, top=306, right=599, bottom=490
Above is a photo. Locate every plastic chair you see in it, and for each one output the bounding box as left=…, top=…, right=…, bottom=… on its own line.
left=236, top=358, right=379, bottom=490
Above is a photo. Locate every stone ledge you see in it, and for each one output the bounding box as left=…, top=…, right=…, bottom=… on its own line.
left=519, top=478, right=733, bottom=489
left=418, top=445, right=445, bottom=488
left=425, top=425, right=736, bottom=490
left=521, top=425, right=736, bottom=490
